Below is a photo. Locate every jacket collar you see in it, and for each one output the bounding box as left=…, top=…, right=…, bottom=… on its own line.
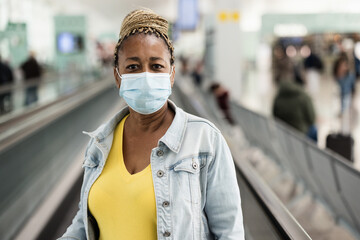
left=159, top=100, right=187, bottom=153
left=83, top=100, right=187, bottom=153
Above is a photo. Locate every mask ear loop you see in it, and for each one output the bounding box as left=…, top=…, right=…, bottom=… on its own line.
left=115, top=68, right=122, bottom=79
left=169, top=66, right=174, bottom=78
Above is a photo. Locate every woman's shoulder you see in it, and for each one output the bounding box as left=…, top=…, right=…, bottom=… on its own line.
left=184, top=111, right=221, bottom=134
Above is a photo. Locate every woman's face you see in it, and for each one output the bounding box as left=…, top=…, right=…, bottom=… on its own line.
left=114, top=33, right=175, bottom=88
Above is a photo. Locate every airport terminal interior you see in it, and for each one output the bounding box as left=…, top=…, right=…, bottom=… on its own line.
left=1, top=0, right=360, bottom=239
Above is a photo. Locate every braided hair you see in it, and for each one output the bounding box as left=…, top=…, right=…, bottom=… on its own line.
left=114, top=9, right=175, bottom=67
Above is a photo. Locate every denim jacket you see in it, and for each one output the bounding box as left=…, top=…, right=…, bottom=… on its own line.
left=59, top=100, right=244, bottom=240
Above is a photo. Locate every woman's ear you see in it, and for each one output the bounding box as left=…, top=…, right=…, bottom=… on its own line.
left=170, top=65, right=175, bottom=87
left=113, top=67, right=121, bottom=88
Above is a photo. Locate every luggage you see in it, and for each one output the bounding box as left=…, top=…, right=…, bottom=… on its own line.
left=326, top=95, right=354, bottom=162
left=326, top=133, right=354, bottom=162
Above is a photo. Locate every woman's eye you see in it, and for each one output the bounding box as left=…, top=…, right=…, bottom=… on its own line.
left=126, top=64, right=138, bottom=70
left=153, top=64, right=164, bottom=70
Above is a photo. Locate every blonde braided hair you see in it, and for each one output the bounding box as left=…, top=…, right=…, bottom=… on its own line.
left=114, top=9, right=175, bottom=67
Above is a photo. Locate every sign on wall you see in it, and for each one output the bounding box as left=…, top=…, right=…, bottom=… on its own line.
left=54, top=15, right=87, bottom=70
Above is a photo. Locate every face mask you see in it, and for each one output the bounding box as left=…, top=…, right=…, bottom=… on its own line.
left=116, top=68, right=173, bottom=114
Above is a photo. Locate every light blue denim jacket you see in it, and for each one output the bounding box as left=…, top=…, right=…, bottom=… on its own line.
left=59, top=100, right=244, bottom=240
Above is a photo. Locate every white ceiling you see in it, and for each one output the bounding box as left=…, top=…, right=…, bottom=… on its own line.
left=39, top=0, right=188, bottom=37
left=43, top=0, right=360, bottom=34
left=48, top=0, right=178, bottom=23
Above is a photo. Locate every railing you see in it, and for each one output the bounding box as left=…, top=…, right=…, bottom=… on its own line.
left=0, top=78, right=113, bottom=152
left=230, top=102, right=360, bottom=237
left=0, top=69, right=102, bottom=123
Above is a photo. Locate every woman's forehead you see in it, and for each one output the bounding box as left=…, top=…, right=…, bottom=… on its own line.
left=119, top=34, right=170, bottom=60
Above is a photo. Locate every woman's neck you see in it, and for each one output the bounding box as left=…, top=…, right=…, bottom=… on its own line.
left=125, top=102, right=175, bottom=134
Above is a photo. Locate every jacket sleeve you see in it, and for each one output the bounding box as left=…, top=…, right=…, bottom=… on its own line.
left=205, top=132, right=245, bottom=240
left=58, top=138, right=95, bottom=240
left=57, top=202, right=86, bottom=240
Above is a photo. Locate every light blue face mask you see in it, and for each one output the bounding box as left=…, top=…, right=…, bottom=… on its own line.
left=116, top=68, right=173, bottom=115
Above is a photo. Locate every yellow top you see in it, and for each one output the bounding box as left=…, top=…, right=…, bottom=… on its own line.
left=88, top=115, right=157, bottom=240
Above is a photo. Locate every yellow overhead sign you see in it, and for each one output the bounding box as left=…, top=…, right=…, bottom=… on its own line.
left=232, top=12, right=240, bottom=22
left=217, top=11, right=240, bottom=23
left=218, top=12, right=228, bottom=22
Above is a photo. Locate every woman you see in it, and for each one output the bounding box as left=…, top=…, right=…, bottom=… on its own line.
left=60, top=9, right=244, bottom=240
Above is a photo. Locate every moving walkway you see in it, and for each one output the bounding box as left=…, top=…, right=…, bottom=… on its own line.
left=0, top=75, right=315, bottom=240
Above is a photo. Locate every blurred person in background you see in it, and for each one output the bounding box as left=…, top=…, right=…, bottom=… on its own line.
left=96, top=41, right=116, bottom=67
left=20, top=51, right=42, bottom=106
left=303, top=45, right=324, bottom=95
left=210, top=82, right=235, bottom=125
left=354, top=40, right=360, bottom=78
left=333, top=54, right=356, bottom=115
left=273, top=64, right=317, bottom=142
left=354, top=52, right=360, bottom=78
left=60, top=9, right=244, bottom=240
left=272, top=44, right=293, bottom=85
left=191, top=59, right=204, bottom=87
left=179, top=55, right=190, bottom=76
left=96, top=41, right=109, bottom=66
left=0, top=55, right=14, bottom=114
left=177, top=55, right=197, bottom=94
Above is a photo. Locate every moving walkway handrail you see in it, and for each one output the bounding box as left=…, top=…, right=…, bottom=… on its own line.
left=0, top=77, right=54, bottom=95
left=0, top=77, right=114, bottom=152
left=0, top=69, right=104, bottom=126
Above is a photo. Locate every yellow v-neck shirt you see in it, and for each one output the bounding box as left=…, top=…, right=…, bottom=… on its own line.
left=88, top=115, right=157, bottom=240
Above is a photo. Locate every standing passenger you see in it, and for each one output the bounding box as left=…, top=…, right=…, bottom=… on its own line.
left=273, top=73, right=317, bottom=141
left=20, top=52, right=42, bottom=105
left=0, top=55, right=14, bottom=114
left=304, top=48, right=324, bottom=95
left=59, top=9, right=244, bottom=240
left=333, top=55, right=356, bottom=114
left=210, top=83, right=235, bottom=125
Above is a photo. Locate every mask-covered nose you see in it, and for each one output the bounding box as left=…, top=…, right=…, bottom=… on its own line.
left=118, top=71, right=172, bottom=114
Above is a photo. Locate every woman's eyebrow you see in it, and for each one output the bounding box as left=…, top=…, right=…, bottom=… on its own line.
left=150, top=57, right=166, bottom=62
left=125, top=57, right=141, bottom=62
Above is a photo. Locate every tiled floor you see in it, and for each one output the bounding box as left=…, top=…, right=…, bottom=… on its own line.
left=238, top=68, right=360, bottom=170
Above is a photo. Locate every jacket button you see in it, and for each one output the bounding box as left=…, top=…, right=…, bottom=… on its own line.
left=192, top=162, right=198, bottom=170
left=157, top=170, right=164, bottom=178
left=156, top=150, right=164, bottom=157
left=162, top=201, right=170, bottom=207
left=163, top=231, right=171, bottom=237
